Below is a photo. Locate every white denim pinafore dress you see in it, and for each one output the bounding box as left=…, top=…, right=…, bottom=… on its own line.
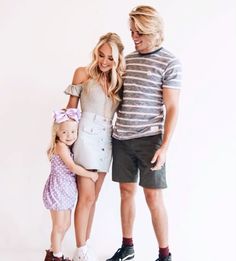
left=64, top=79, right=119, bottom=172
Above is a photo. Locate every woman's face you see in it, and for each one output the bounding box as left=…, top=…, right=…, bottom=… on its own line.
left=98, top=43, right=114, bottom=73
left=130, top=21, right=157, bottom=54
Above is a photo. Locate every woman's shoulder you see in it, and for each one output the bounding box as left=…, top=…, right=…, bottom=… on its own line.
left=72, top=67, right=89, bottom=85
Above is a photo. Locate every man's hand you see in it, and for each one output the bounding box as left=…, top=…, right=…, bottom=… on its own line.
left=150, top=145, right=167, bottom=170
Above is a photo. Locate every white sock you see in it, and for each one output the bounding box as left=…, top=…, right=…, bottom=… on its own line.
left=53, top=252, right=63, bottom=257
left=77, top=244, right=88, bottom=252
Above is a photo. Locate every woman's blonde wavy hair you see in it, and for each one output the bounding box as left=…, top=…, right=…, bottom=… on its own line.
left=87, top=32, right=125, bottom=102
left=129, top=5, right=164, bottom=48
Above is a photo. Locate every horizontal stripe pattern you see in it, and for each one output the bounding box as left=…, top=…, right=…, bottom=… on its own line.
left=113, top=47, right=181, bottom=140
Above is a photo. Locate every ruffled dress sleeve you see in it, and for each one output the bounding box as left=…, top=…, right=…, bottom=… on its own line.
left=64, top=84, right=83, bottom=97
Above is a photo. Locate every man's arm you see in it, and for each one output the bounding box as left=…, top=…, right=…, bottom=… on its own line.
left=151, top=88, right=180, bottom=170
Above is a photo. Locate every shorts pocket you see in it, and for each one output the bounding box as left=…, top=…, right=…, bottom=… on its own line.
left=81, top=126, right=101, bottom=135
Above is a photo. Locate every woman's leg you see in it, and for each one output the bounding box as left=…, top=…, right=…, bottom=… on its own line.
left=74, top=173, right=106, bottom=246
left=74, top=176, right=96, bottom=247
left=86, top=172, right=106, bottom=240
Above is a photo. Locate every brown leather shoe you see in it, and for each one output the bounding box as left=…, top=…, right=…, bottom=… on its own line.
left=44, top=250, right=53, bottom=261
left=44, top=250, right=71, bottom=261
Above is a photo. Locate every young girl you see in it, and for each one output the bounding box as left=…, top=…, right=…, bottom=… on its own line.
left=43, top=108, right=98, bottom=261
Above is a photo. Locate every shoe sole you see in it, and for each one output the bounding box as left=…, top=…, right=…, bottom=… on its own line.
left=119, top=254, right=135, bottom=261
left=106, top=255, right=135, bottom=261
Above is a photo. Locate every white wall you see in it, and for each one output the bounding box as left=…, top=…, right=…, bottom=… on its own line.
left=0, top=0, right=235, bottom=260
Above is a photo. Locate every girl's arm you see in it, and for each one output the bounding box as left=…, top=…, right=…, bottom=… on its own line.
left=55, top=142, right=98, bottom=182
left=66, top=67, right=89, bottom=108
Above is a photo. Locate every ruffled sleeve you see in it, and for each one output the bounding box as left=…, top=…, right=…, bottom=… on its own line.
left=64, top=84, right=83, bottom=97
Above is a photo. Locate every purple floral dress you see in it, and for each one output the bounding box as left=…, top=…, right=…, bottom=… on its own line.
left=43, top=154, right=77, bottom=211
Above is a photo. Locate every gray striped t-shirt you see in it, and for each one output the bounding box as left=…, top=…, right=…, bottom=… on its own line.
left=113, top=47, right=182, bottom=140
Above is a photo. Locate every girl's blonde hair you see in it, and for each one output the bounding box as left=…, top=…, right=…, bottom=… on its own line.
left=47, top=122, right=60, bottom=160
left=129, top=5, right=164, bottom=48
left=87, top=32, right=125, bottom=102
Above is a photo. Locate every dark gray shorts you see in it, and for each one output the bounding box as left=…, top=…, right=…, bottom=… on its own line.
left=112, top=135, right=167, bottom=189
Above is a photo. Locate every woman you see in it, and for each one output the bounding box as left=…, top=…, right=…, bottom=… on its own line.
left=64, top=32, right=125, bottom=261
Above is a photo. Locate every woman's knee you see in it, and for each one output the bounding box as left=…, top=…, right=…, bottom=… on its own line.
left=78, top=193, right=96, bottom=207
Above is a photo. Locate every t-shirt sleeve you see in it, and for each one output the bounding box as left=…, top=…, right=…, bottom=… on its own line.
left=64, top=84, right=83, bottom=97
left=162, top=58, right=182, bottom=89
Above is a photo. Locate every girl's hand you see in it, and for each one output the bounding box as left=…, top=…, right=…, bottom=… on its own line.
left=91, top=172, right=99, bottom=182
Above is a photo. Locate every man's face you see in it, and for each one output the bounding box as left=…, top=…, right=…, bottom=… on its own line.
left=130, top=21, right=157, bottom=54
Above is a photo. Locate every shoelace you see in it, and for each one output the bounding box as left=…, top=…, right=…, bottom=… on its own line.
left=111, top=248, right=123, bottom=258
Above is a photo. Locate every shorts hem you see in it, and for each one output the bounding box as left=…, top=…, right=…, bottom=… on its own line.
left=112, top=178, right=167, bottom=189
left=112, top=178, right=137, bottom=184
left=139, top=183, right=167, bottom=189
left=45, top=206, right=74, bottom=211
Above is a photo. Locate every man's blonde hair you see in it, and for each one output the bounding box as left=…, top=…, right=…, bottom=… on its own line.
left=129, top=5, right=164, bottom=47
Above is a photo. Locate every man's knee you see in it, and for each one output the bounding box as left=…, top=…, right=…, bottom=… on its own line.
left=144, top=189, right=164, bottom=209
left=120, top=183, right=136, bottom=200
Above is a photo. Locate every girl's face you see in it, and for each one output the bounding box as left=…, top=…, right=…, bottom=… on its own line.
left=98, top=43, right=114, bottom=73
left=57, top=120, right=78, bottom=146
left=130, top=21, right=157, bottom=54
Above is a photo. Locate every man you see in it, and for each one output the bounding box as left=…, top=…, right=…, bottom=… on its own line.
left=106, top=5, right=181, bottom=261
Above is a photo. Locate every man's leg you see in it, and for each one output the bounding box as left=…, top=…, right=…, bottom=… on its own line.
left=144, top=188, right=171, bottom=260
left=106, top=183, right=136, bottom=261
left=120, top=183, right=137, bottom=238
left=106, top=138, right=137, bottom=260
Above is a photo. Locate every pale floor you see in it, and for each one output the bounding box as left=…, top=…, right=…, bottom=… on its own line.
left=0, top=249, right=146, bottom=261
left=0, top=250, right=138, bottom=261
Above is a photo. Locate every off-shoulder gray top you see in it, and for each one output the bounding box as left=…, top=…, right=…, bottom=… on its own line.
left=64, top=79, right=119, bottom=120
